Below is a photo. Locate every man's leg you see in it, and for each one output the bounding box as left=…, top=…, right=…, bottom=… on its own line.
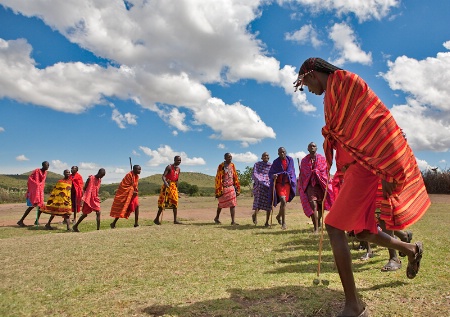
left=17, top=207, right=34, bottom=226
left=279, top=197, right=287, bottom=229
left=45, top=215, right=55, bottom=230
left=326, top=224, right=365, bottom=316
left=252, top=209, right=258, bottom=225
left=230, top=206, right=238, bottom=225
left=265, top=210, right=271, bottom=227
left=73, top=214, right=87, bottom=232
left=154, top=207, right=163, bottom=225
left=64, top=215, right=72, bottom=231
left=96, top=211, right=101, bottom=230
left=110, top=217, right=119, bottom=228
left=214, top=208, right=222, bottom=224
left=134, top=206, right=139, bottom=227
left=377, top=220, right=402, bottom=271
left=309, top=200, right=319, bottom=233
left=173, top=208, right=182, bottom=224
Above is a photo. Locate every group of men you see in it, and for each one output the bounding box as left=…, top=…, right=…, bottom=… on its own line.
left=14, top=56, right=431, bottom=316
left=16, top=157, right=184, bottom=231
left=17, top=163, right=106, bottom=231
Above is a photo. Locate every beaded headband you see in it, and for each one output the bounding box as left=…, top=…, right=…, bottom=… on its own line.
left=293, top=70, right=313, bottom=92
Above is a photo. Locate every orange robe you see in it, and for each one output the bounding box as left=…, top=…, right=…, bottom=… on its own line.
left=70, top=173, right=84, bottom=213
left=110, top=171, right=139, bottom=219
left=322, top=70, right=430, bottom=231
left=40, top=178, right=72, bottom=216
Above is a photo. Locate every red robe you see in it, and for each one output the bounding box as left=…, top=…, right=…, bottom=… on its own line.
left=110, top=171, right=139, bottom=219
left=26, top=168, right=47, bottom=207
left=70, top=172, right=84, bottom=213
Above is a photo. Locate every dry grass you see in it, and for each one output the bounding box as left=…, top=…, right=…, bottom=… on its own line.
left=0, top=196, right=449, bottom=316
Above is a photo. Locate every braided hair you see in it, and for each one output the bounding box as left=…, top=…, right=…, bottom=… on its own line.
left=294, top=57, right=342, bottom=91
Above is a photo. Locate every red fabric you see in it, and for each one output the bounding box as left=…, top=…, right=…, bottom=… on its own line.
left=70, top=172, right=84, bottom=213
left=322, top=70, right=430, bottom=230
left=325, top=144, right=378, bottom=234
left=275, top=183, right=291, bottom=198
left=26, top=168, right=47, bottom=207
left=298, top=153, right=334, bottom=217
left=165, top=165, right=180, bottom=182
left=82, top=175, right=102, bottom=212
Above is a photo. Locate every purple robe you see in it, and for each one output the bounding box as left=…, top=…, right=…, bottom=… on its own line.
left=268, top=156, right=297, bottom=206
left=252, top=161, right=272, bottom=211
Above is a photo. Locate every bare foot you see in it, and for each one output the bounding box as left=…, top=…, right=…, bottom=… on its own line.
left=17, top=220, right=26, bottom=227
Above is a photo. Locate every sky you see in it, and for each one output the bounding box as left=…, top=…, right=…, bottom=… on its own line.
left=0, top=0, right=449, bottom=184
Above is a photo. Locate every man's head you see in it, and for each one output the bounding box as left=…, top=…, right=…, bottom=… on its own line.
left=308, top=142, right=317, bottom=155
left=261, top=152, right=270, bottom=163
left=294, top=57, right=341, bottom=95
left=41, top=161, right=49, bottom=171
left=63, top=169, right=71, bottom=179
left=277, top=147, right=286, bottom=159
left=173, top=156, right=182, bottom=166
left=97, top=168, right=106, bottom=179
left=71, top=166, right=78, bottom=174
left=132, top=165, right=141, bottom=175
left=224, top=153, right=232, bottom=163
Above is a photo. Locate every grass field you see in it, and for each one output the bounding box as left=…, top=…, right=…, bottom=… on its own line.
left=0, top=195, right=449, bottom=317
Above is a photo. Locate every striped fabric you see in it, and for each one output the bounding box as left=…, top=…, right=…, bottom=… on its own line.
left=215, top=162, right=240, bottom=198
left=110, top=171, right=139, bottom=219
left=322, top=70, right=430, bottom=230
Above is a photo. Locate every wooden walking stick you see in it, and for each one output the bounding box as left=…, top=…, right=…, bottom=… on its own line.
left=314, top=170, right=331, bottom=286
left=269, top=181, right=276, bottom=227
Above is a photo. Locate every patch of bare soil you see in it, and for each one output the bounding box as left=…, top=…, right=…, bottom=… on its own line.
left=1, top=194, right=447, bottom=227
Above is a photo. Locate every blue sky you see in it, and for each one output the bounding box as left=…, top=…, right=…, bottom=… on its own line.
left=0, top=0, right=449, bottom=184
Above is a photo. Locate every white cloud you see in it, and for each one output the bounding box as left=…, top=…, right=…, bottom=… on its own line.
left=0, top=127, right=4, bottom=132
left=288, top=151, right=307, bottom=161
left=230, top=151, right=258, bottom=163
left=218, top=144, right=225, bottom=149
left=328, top=22, right=372, bottom=66
left=278, top=0, right=400, bottom=22
left=172, top=130, right=178, bottom=136
left=285, top=24, right=323, bottom=48
left=439, top=159, right=446, bottom=164
left=16, top=154, right=29, bottom=161
left=132, top=150, right=140, bottom=156
left=111, top=108, right=138, bottom=129
left=51, top=159, right=68, bottom=170
left=139, top=144, right=206, bottom=166
left=380, top=50, right=450, bottom=151
left=114, top=168, right=126, bottom=174
left=416, top=158, right=431, bottom=171
left=79, top=162, right=99, bottom=170
left=194, top=98, right=276, bottom=143
left=443, top=41, right=450, bottom=50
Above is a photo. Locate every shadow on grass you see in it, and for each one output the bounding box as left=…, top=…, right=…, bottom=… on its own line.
left=141, top=285, right=351, bottom=317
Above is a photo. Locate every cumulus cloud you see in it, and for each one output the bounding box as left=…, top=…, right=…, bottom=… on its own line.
left=218, top=144, right=225, bottom=149
left=278, top=0, right=400, bottom=22
left=0, top=1, right=283, bottom=144
left=51, top=159, right=68, bottom=170
left=0, top=127, right=4, bottom=132
left=139, top=144, right=206, bottom=166
left=79, top=162, right=99, bottom=170
left=328, top=22, right=372, bottom=66
left=230, top=152, right=258, bottom=163
left=285, top=24, right=323, bottom=48
left=114, top=168, right=126, bottom=174
left=16, top=154, right=29, bottom=161
left=194, top=98, right=276, bottom=143
left=380, top=49, right=450, bottom=151
left=111, top=108, right=138, bottom=129
left=416, top=158, right=431, bottom=171
left=288, top=151, right=307, bottom=160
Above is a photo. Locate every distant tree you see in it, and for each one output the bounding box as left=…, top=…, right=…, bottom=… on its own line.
left=237, top=166, right=253, bottom=193
left=187, top=184, right=199, bottom=196
left=99, top=191, right=111, bottom=202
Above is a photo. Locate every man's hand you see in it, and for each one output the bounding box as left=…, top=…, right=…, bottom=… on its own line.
left=273, top=174, right=278, bottom=180
left=382, top=179, right=396, bottom=199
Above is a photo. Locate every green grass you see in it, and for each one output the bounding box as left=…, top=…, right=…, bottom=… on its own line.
left=0, top=201, right=449, bottom=316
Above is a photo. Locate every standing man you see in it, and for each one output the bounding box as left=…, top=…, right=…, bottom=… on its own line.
left=154, top=156, right=182, bottom=225
left=298, top=142, right=334, bottom=233
left=17, top=161, right=49, bottom=227
left=214, top=153, right=241, bottom=225
left=39, top=169, right=73, bottom=231
left=73, top=168, right=106, bottom=232
left=251, top=152, right=272, bottom=227
left=268, top=147, right=297, bottom=230
left=110, top=165, right=141, bottom=229
left=294, top=57, right=430, bottom=317
left=70, top=166, right=84, bottom=223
